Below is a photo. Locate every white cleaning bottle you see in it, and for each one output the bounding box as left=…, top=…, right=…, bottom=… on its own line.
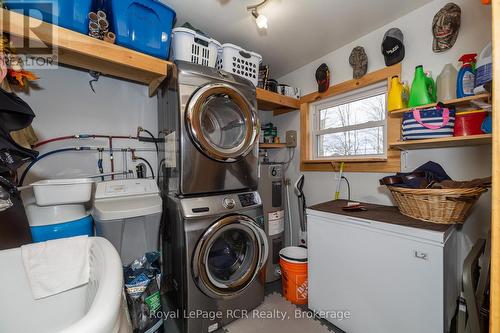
left=436, top=63, right=458, bottom=101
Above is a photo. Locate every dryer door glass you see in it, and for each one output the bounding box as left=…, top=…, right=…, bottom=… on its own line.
left=193, top=215, right=267, bottom=299
left=186, top=83, right=258, bottom=162
left=201, top=96, right=246, bottom=150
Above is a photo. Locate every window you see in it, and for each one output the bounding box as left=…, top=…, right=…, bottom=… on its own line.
left=310, top=83, right=387, bottom=160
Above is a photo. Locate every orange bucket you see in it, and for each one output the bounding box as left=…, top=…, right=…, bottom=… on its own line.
left=279, top=246, right=308, bottom=305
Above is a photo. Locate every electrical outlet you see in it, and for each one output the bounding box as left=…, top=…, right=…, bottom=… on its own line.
left=286, top=130, right=297, bottom=147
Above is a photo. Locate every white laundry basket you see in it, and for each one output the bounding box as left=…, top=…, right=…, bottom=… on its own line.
left=216, top=43, right=262, bottom=86
left=171, top=27, right=221, bottom=67
left=0, top=237, right=131, bottom=333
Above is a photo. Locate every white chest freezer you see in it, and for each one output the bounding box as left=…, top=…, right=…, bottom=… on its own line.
left=307, top=200, right=458, bottom=333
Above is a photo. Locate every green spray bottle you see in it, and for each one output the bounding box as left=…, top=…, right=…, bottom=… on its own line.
left=425, top=71, right=437, bottom=103
left=409, top=65, right=434, bottom=107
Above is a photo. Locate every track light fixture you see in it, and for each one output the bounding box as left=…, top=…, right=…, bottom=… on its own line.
left=247, top=0, right=269, bottom=30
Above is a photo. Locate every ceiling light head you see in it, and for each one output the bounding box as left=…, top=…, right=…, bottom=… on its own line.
left=247, top=0, right=269, bottom=30
left=255, top=13, right=268, bottom=29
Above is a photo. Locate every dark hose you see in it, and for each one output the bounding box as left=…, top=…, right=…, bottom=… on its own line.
left=139, top=129, right=159, bottom=154
left=19, top=147, right=89, bottom=186
left=135, top=157, right=155, bottom=180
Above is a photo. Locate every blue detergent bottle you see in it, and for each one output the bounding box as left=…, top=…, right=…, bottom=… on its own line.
left=456, top=53, right=477, bottom=98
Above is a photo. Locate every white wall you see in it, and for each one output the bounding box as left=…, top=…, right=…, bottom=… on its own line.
left=17, top=66, right=158, bottom=186
left=271, top=0, right=492, bottom=249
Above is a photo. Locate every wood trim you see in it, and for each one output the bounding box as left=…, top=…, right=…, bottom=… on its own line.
left=300, top=102, right=310, bottom=167
left=256, top=88, right=300, bottom=112
left=390, top=134, right=492, bottom=150
left=300, top=66, right=401, bottom=173
left=491, top=1, right=499, bottom=332
left=259, top=143, right=287, bottom=149
left=300, top=63, right=402, bottom=104
left=301, top=160, right=401, bottom=173
left=0, top=8, right=171, bottom=93
left=388, top=93, right=491, bottom=116
left=273, top=108, right=296, bottom=116
left=303, top=157, right=388, bottom=164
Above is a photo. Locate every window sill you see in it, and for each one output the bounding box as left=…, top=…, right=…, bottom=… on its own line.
left=301, top=157, right=400, bottom=172
left=303, top=157, right=388, bottom=164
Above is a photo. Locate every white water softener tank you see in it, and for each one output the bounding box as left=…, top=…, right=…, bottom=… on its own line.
left=92, top=179, right=162, bottom=264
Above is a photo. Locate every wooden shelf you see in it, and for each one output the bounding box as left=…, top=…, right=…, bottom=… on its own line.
left=257, top=88, right=300, bottom=114
left=388, top=94, right=491, bottom=116
left=259, top=143, right=288, bottom=149
left=0, top=8, right=172, bottom=96
left=389, top=134, right=492, bottom=150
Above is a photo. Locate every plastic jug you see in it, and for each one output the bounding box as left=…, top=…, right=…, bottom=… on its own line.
left=425, top=71, right=437, bottom=103
left=457, top=53, right=477, bottom=98
left=475, top=42, right=492, bottom=94
left=388, top=75, right=407, bottom=111
left=436, top=63, right=458, bottom=101
left=402, top=81, right=410, bottom=105
left=409, top=65, right=434, bottom=107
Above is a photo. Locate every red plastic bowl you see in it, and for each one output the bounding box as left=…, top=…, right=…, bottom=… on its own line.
left=454, top=110, right=486, bottom=136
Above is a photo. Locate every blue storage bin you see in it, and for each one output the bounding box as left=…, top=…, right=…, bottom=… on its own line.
left=30, top=215, right=94, bottom=243
left=4, top=0, right=93, bottom=34
left=25, top=204, right=94, bottom=243
left=109, top=0, right=176, bottom=58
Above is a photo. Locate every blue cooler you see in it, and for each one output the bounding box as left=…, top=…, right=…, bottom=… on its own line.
left=109, top=0, right=176, bottom=58
left=4, top=0, right=93, bottom=34
left=25, top=204, right=94, bottom=243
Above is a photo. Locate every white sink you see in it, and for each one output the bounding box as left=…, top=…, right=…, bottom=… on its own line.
left=0, top=237, right=131, bottom=333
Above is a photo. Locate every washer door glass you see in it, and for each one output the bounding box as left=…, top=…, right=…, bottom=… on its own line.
left=193, top=215, right=267, bottom=299
left=207, top=227, right=256, bottom=285
left=186, top=83, right=258, bottom=162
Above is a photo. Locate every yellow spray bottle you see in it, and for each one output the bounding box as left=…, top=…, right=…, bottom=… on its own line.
left=388, top=75, right=407, bottom=111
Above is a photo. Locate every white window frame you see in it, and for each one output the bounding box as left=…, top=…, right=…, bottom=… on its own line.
left=309, top=82, right=388, bottom=161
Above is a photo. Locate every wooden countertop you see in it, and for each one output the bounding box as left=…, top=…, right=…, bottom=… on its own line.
left=308, top=200, right=452, bottom=232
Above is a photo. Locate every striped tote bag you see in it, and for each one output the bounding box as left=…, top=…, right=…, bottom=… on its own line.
left=402, top=106, right=455, bottom=140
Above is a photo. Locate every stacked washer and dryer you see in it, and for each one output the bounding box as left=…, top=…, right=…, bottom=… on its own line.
left=158, top=61, right=269, bottom=333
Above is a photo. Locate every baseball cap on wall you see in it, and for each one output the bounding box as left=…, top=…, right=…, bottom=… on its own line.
left=381, top=28, right=405, bottom=66
left=432, top=3, right=461, bottom=53
left=315, top=63, right=330, bottom=93
left=349, top=46, right=368, bottom=79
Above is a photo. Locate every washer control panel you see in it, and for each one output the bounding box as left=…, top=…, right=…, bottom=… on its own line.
left=238, top=192, right=259, bottom=207
left=181, top=191, right=262, bottom=218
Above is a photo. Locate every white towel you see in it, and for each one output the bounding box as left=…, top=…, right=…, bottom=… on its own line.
left=21, top=236, right=90, bottom=300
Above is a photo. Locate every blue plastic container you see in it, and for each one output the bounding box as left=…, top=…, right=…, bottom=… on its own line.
left=30, top=215, right=94, bottom=243
left=4, top=0, right=93, bottom=34
left=109, top=0, right=176, bottom=58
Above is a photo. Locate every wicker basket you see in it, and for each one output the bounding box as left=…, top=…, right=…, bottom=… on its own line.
left=387, top=186, right=487, bottom=224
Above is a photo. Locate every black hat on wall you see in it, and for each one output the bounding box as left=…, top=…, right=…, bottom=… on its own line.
left=315, top=63, right=330, bottom=93
left=381, top=28, right=405, bottom=66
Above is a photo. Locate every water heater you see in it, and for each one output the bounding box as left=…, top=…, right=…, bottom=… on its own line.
left=258, top=164, right=285, bottom=283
